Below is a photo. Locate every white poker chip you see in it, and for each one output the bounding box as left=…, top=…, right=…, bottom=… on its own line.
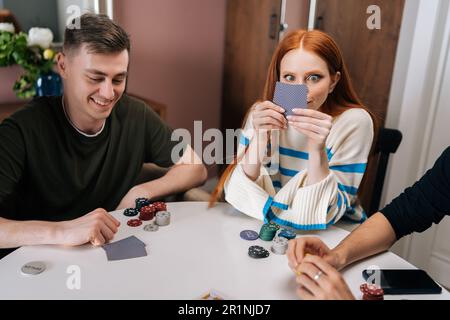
left=272, top=236, right=288, bottom=245
left=155, top=211, right=171, bottom=226
left=143, top=223, right=159, bottom=232
left=21, top=261, right=46, bottom=276
left=271, top=237, right=288, bottom=255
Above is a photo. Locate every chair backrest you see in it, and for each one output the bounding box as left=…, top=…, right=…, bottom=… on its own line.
left=369, top=128, right=403, bottom=214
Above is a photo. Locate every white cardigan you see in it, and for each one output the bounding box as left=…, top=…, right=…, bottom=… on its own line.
left=224, top=108, right=374, bottom=230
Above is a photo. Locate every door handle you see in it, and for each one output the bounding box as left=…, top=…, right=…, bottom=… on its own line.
left=315, top=16, right=324, bottom=30
left=269, top=13, right=278, bottom=39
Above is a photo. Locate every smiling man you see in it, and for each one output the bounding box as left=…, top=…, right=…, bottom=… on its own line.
left=0, top=14, right=207, bottom=254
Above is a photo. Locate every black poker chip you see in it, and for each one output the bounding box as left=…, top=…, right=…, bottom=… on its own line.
left=123, top=208, right=139, bottom=217
left=248, top=245, right=270, bottom=259
left=135, top=198, right=151, bottom=211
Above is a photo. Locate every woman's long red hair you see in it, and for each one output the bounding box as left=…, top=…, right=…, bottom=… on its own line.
left=209, top=29, right=379, bottom=207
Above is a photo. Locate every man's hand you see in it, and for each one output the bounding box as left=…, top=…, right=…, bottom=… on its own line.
left=295, top=255, right=355, bottom=300
left=287, top=237, right=341, bottom=272
left=56, top=208, right=120, bottom=246
left=116, top=185, right=149, bottom=210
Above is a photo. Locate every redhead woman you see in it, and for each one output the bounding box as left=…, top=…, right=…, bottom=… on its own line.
left=211, top=30, right=377, bottom=230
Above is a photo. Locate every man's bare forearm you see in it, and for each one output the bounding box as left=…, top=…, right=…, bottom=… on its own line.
left=139, top=163, right=207, bottom=200
left=332, top=212, right=397, bottom=270
left=0, top=217, right=61, bottom=248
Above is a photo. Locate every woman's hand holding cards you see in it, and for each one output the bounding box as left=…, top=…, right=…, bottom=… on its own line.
left=252, top=101, right=287, bottom=131
left=287, top=109, right=333, bottom=152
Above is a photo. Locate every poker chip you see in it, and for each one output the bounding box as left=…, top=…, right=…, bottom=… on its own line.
left=139, top=205, right=156, bottom=221
left=271, top=236, right=288, bottom=255
left=259, top=222, right=280, bottom=241
left=152, top=201, right=167, bottom=212
left=240, top=230, right=259, bottom=241
left=278, top=228, right=296, bottom=240
left=143, top=223, right=159, bottom=232
left=21, top=261, right=46, bottom=276
left=248, top=245, right=270, bottom=259
left=135, top=198, right=151, bottom=211
left=360, top=283, right=384, bottom=300
left=127, top=219, right=142, bottom=227
left=123, top=208, right=139, bottom=217
left=155, top=211, right=171, bottom=226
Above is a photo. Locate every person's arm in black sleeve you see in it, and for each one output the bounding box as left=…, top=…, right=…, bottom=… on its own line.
left=380, top=147, right=450, bottom=239
left=288, top=147, right=450, bottom=271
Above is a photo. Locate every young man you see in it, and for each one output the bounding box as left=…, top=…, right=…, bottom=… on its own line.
left=286, top=146, right=450, bottom=299
left=0, top=14, right=207, bottom=255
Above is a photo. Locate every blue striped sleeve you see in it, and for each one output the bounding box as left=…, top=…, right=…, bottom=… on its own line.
left=272, top=180, right=282, bottom=189
left=239, top=134, right=250, bottom=146
left=279, top=147, right=309, bottom=160
left=330, top=163, right=367, bottom=173
left=279, top=166, right=299, bottom=177
left=338, top=183, right=358, bottom=196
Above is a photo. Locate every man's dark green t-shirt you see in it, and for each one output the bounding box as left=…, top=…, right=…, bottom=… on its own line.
left=0, top=94, right=179, bottom=221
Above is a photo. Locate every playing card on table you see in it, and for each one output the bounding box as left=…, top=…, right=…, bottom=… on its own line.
left=102, top=236, right=147, bottom=261
left=273, top=82, right=308, bottom=117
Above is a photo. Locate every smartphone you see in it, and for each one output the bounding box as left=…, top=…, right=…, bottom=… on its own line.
left=362, top=269, right=442, bottom=295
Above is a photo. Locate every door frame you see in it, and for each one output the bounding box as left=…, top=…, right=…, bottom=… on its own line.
left=382, top=0, right=450, bottom=278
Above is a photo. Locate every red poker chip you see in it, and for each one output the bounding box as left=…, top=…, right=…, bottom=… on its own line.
left=152, top=201, right=167, bottom=212
left=139, top=205, right=156, bottom=221
left=362, top=293, right=384, bottom=300
left=127, top=219, right=143, bottom=227
left=360, top=283, right=384, bottom=297
left=360, top=283, right=369, bottom=294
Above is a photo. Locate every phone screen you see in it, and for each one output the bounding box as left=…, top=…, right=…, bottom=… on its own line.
left=362, top=269, right=442, bottom=295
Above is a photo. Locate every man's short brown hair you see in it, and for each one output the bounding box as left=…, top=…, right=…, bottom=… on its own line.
left=64, top=13, right=130, bottom=54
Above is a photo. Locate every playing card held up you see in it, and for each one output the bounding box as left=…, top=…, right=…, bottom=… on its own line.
left=273, top=82, right=308, bottom=117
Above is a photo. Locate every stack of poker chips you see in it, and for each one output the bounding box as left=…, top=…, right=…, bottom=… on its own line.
left=155, top=211, right=171, bottom=226
left=123, top=208, right=139, bottom=217
left=139, top=205, right=156, bottom=221
left=277, top=228, right=296, bottom=240
left=271, top=236, right=289, bottom=255
left=123, top=198, right=171, bottom=229
left=248, top=245, right=270, bottom=259
left=152, top=201, right=167, bottom=212
left=360, top=283, right=384, bottom=300
left=259, top=222, right=280, bottom=241
left=135, top=198, right=151, bottom=211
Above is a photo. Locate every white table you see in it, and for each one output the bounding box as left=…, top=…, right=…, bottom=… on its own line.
left=0, top=202, right=448, bottom=300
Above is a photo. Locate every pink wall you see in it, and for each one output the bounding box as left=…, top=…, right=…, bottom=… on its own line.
left=0, top=66, right=22, bottom=103
left=114, top=0, right=226, bottom=135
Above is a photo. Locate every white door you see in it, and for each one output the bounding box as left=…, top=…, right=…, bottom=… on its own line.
left=404, top=8, right=450, bottom=287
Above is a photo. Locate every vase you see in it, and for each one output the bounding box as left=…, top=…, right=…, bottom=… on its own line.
left=35, top=70, right=63, bottom=97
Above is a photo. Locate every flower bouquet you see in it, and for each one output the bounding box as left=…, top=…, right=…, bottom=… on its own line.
left=0, top=23, right=58, bottom=99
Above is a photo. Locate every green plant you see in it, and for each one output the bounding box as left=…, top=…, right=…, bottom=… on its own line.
left=0, top=30, right=55, bottom=99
